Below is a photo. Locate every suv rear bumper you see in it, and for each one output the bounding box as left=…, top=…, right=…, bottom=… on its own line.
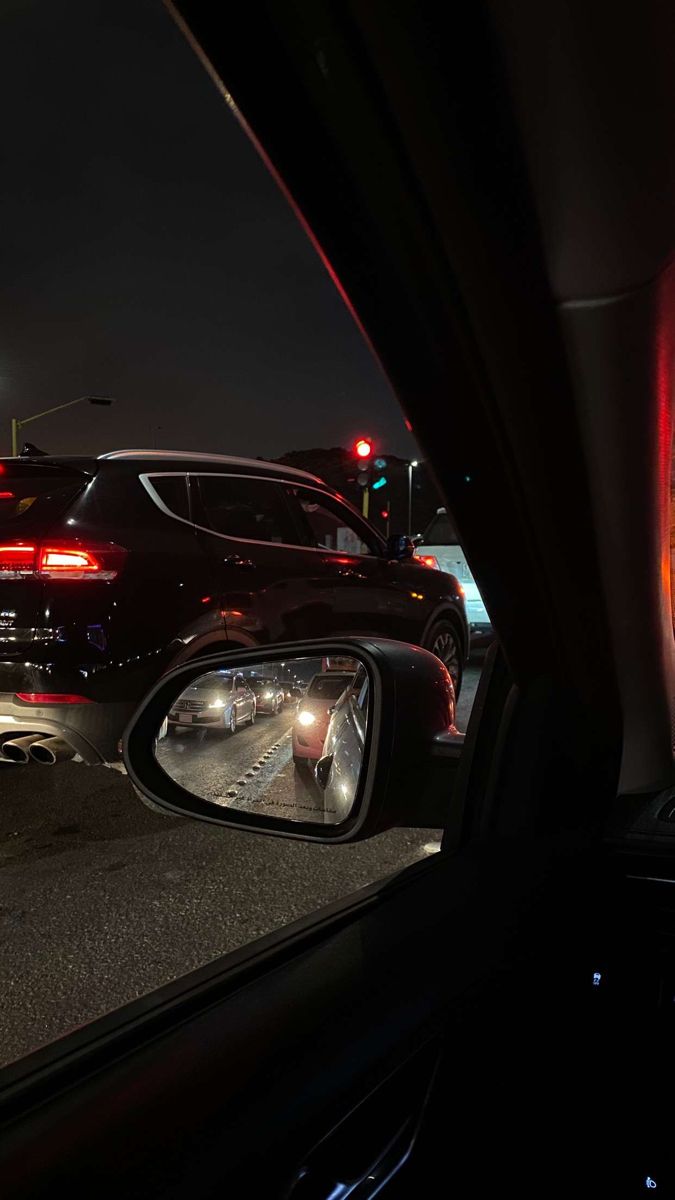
left=0, top=695, right=135, bottom=763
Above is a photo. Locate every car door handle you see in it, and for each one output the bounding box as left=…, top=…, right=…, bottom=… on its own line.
left=287, top=1112, right=418, bottom=1199
left=286, top=1043, right=440, bottom=1200
left=222, top=554, right=256, bottom=569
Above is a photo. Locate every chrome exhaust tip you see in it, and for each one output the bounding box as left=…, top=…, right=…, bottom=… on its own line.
left=29, top=736, right=76, bottom=765
left=1, top=733, right=45, bottom=763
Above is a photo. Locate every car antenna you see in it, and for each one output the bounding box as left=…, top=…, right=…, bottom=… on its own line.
left=20, top=441, right=49, bottom=457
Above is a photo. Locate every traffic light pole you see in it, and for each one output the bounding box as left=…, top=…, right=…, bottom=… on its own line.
left=362, top=487, right=369, bottom=519
left=407, top=459, right=419, bottom=535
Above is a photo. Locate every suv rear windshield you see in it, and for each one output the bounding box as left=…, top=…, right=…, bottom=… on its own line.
left=421, top=510, right=460, bottom=545
left=0, top=464, right=88, bottom=527
left=307, top=674, right=354, bottom=700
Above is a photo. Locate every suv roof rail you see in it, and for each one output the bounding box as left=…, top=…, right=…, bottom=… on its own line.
left=98, top=449, right=321, bottom=482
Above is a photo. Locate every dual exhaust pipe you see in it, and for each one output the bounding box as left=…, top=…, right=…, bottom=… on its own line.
left=1, top=733, right=76, bottom=765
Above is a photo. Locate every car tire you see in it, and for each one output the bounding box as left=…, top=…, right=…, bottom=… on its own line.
left=228, top=709, right=237, bottom=735
left=424, top=618, right=463, bottom=698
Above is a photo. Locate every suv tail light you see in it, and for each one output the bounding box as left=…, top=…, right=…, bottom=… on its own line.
left=414, top=553, right=440, bottom=569
left=0, top=544, right=36, bottom=575
left=0, top=540, right=126, bottom=580
left=15, top=693, right=92, bottom=704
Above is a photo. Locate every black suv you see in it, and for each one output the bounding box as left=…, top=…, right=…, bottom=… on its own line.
left=0, top=450, right=468, bottom=763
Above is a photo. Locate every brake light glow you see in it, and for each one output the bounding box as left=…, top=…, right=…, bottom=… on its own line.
left=15, top=693, right=93, bottom=704
left=0, top=540, right=126, bottom=580
left=0, top=491, right=15, bottom=499
left=39, top=547, right=102, bottom=573
left=414, top=553, right=440, bottom=569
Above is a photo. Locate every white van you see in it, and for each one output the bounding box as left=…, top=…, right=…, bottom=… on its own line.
left=415, top=507, right=493, bottom=647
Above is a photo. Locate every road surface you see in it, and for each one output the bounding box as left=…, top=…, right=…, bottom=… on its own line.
left=157, top=707, right=341, bottom=822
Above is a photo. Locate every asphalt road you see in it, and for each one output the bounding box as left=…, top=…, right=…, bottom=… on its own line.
left=0, top=664, right=480, bottom=1070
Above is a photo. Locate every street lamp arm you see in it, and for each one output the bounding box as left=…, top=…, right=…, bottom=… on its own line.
left=16, top=396, right=98, bottom=429
left=10, top=396, right=114, bottom=456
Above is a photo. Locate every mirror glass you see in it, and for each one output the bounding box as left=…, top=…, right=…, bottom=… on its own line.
left=154, top=654, right=369, bottom=825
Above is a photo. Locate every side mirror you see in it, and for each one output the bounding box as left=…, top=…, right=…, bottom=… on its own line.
left=123, top=638, right=462, bottom=843
left=386, top=534, right=416, bottom=561
left=315, top=753, right=333, bottom=791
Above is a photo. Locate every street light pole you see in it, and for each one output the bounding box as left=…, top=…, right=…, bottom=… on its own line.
left=407, top=459, right=418, bottom=536
left=10, top=396, right=114, bottom=456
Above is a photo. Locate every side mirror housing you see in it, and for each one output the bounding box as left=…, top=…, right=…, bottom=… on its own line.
left=386, top=534, right=416, bottom=561
left=123, top=637, right=462, bottom=844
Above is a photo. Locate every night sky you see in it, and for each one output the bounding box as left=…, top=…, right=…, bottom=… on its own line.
left=0, top=0, right=418, bottom=461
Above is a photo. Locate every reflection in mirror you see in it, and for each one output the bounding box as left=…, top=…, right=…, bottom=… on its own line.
left=154, top=655, right=368, bottom=825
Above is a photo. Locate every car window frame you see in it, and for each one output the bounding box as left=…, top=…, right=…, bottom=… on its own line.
left=283, top=482, right=384, bottom=557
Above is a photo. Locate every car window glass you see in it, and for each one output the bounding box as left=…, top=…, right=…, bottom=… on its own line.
left=196, top=474, right=297, bottom=543
left=0, top=0, right=487, bottom=1077
left=421, top=510, right=460, bottom=545
left=145, top=475, right=190, bottom=522
left=286, top=485, right=377, bottom=555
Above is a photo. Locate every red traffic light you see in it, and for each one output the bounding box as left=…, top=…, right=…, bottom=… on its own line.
left=354, top=437, right=372, bottom=460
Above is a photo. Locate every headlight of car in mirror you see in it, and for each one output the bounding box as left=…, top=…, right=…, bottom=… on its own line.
left=123, top=639, right=462, bottom=843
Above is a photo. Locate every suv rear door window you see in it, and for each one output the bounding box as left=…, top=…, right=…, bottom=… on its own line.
left=285, top=485, right=379, bottom=555
left=195, top=474, right=297, bottom=544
